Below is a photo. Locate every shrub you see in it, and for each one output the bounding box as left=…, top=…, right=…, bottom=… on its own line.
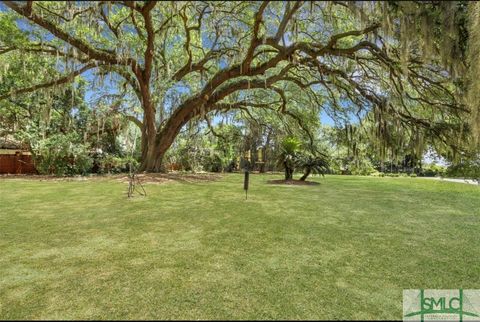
left=97, top=154, right=132, bottom=173
left=30, top=133, right=93, bottom=176
left=386, top=173, right=400, bottom=177
left=422, top=164, right=446, bottom=177
left=410, top=173, right=417, bottom=177
left=204, top=153, right=223, bottom=172
left=446, top=159, right=480, bottom=179
left=224, top=159, right=238, bottom=172
left=177, top=146, right=207, bottom=172
left=347, top=159, right=376, bottom=176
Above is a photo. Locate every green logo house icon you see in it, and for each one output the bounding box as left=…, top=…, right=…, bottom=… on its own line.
left=403, top=289, right=480, bottom=321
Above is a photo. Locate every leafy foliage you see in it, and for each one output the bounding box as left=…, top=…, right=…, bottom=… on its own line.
left=25, top=131, right=93, bottom=176
left=0, top=1, right=477, bottom=172
left=277, top=136, right=301, bottom=180
left=446, top=158, right=480, bottom=180
left=295, top=153, right=330, bottom=181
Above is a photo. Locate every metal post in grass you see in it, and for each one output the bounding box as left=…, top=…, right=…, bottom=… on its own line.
left=244, top=169, right=249, bottom=200
left=241, top=153, right=251, bottom=200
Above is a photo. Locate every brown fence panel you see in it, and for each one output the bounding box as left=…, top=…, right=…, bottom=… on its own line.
left=0, top=153, right=37, bottom=174
left=0, top=155, right=16, bottom=173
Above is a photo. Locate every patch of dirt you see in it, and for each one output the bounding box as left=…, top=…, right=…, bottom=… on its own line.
left=0, top=172, right=223, bottom=184
left=267, top=179, right=320, bottom=186
left=116, top=172, right=223, bottom=184
left=0, top=174, right=91, bottom=182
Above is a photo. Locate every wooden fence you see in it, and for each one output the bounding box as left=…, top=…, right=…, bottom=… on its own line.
left=0, top=152, right=36, bottom=174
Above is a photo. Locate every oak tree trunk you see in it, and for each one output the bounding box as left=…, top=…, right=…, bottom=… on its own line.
left=137, top=82, right=161, bottom=172
left=138, top=98, right=202, bottom=172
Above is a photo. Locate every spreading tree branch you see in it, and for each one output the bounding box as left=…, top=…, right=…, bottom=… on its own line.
left=0, top=63, right=98, bottom=100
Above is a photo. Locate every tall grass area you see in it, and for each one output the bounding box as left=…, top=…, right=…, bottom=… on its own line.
left=0, top=174, right=479, bottom=319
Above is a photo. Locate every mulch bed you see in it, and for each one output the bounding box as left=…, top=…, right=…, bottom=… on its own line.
left=267, top=179, right=319, bottom=186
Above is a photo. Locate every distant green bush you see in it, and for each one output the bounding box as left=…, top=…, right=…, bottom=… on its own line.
left=204, top=153, right=223, bottom=173
left=385, top=173, right=400, bottom=177
left=347, top=159, right=376, bottom=176
left=446, top=159, right=480, bottom=180
left=97, top=154, right=136, bottom=174
left=422, top=164, right=446, bottom=177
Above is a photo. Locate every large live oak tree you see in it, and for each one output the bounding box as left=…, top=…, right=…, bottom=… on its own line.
left=0, top=1, right=475, bottom=171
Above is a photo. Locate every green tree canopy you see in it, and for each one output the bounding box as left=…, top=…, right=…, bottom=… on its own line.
left=0, top=1, right=478, bottom=172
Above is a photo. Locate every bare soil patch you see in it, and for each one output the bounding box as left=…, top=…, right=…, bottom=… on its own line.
left=115, top=172, right=223, bottom=184
left=267, top=179, right=320, bottom=186
left=0, top=172, right=223, bottom=184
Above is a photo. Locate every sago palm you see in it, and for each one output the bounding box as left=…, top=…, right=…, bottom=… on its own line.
left=295, top=153, right=330, bottom=181
left=277, top=136, right=301, bottom=180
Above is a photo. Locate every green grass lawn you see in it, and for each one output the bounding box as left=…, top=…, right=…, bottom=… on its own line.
left=0, top=174, right=479, bottom=320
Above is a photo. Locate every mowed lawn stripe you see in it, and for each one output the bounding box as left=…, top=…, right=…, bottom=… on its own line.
left=0, top=174, right=478, bottom=319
